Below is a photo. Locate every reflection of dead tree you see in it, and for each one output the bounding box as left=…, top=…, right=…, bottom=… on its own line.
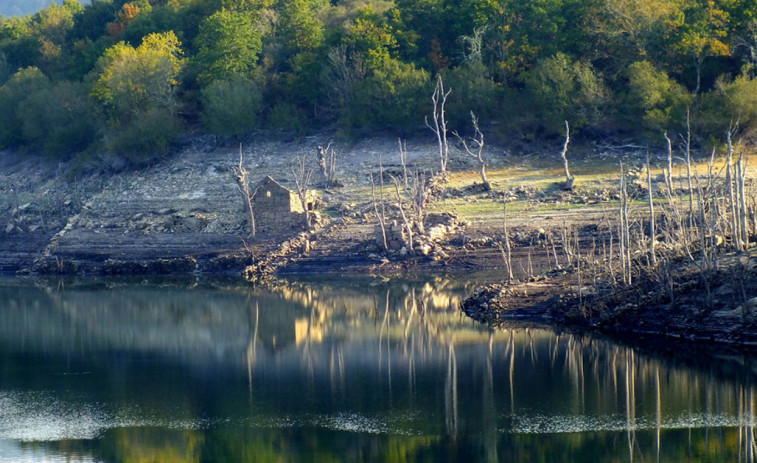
left=233, top=144, right=257, bottom=237
left=560, top=120, right=574, bottom=190
left=426, top=74, right=451, bottom=177
left=317, top=142, right=337, bottom=188
left=453, top=111, right=491, bottom=191
left=291, top=155, right=314, bottom=230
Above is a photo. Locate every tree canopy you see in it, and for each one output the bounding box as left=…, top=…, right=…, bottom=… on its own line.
left=1, top=0, right=757, bottom=161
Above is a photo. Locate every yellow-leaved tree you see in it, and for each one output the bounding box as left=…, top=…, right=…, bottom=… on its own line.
left=92, top=31, right=183, bottom=160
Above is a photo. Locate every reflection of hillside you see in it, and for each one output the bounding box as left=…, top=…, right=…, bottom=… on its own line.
left=3, top=275, right=757, bottom=461
left=0, top=276, right=481, bottom=369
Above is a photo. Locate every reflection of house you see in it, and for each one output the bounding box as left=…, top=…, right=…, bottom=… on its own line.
left=251, top=176, right=315, bottom=235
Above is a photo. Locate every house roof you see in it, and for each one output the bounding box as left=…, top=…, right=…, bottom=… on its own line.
left=253, top=176, right=292, bottom=197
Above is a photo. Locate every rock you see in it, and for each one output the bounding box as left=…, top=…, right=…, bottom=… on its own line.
left=182, top=216, right=203, bottom=232
left=415, top=244, right=432, bottom=256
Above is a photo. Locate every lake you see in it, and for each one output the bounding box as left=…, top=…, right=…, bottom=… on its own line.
left=0, top=275, right=755, bottom=462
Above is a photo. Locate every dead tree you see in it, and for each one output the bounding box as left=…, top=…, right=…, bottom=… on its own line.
left=453, top=111, right=491, bottom=191
left=317, top=142, right=338, bottom=188
left=663, top=131, right=674, bottom=194
left=233, top=144, right=257, bottom=237
left=398, top=139, right=431, bottom=235
left=426, top=74, right=451, bottom=177
left=560, top=120, right=575, bottom=190
left=291, top=155, right=314, bottom=230
left=370, top=154, right=388, bottom=251
left=646, top=153, right=657, bottom=267
left=726, top=125, right=740, bottom=250
left=499, top=197, right=514, bottom=284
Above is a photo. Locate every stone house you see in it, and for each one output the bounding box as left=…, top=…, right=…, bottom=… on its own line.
left=251, top=176, right=315, bottom=234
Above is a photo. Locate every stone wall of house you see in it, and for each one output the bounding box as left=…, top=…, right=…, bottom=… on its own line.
left=252, top=190, right=306, bottom=235
left=375, top=221, right=406, bottom=251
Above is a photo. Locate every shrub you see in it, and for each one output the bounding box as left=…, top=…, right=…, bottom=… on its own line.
left=524, top=53, right=609, bottom=134
left=0, top=67, right=49, bottom=148
left=19, top=79, right=99, bottom=156
left=200, top=75, right=263, bottom=136
left=622, top=61, right=692, bottom=134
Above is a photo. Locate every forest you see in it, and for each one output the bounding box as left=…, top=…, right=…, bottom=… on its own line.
left=1, top=0, right=757, bottom=165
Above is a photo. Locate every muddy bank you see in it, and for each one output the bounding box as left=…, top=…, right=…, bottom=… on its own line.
left=0, top=136, right=517, bottom=277
left=462, top=250, right=757, bottom=347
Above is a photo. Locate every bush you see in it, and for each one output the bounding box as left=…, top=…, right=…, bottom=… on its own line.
left=445, top=62, right=499, bottom=130
left=340, top=57, right=430, bottom=133
left=621, top=61, right=692, bottom=134
left=19, top=80, right=99, bottom=156
left=266, top=101, right=308, bottom=133
left=524, top=53, right=609, bottom=134
left=0, top=67, right=49, bottom=148
left=105, top=106, right=182, bottom=161
left=200, top=75, right=263, bottom=136
left=699, top=74, right=757, bottom=138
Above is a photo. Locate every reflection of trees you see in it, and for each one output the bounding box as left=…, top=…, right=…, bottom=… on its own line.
left=5, top=278, right=757, bottom=462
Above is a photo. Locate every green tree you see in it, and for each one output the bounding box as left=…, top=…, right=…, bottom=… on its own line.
left=341, top=57, right=430, bottom=133
left=273, top=0, right=323, bottom=63
left=667, top=0, right=731, bottom=94
left=193, top=9, right=262, bottom=85
left=0, top=66, right=48, bottom=148
left=622, top=60, right=692, bottom=133
left=200, top=74, right=263, bottom=136
left=92, top=31, right=183, bottom=157
left=18, top=79, right=99, bottom=155
left=524, top=53, right=609, bottom=133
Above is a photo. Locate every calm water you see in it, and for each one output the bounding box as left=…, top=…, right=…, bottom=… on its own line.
left=0, top=275, right=756, bottom=462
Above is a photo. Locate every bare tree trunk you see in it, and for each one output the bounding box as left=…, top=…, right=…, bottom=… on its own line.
left=317, top=142, right=338, bottom=188
left=647, top=153, right=657, bottom=266
left=684, top=109, right=694, bottom=223
left=560, top=120, right=574, bottom=189
left=233, top=144, right=256, bottom=238
left=738, top=151, right=749, bottom=248
left=501, top=197, right=513, bottom=284
left=663, top=131, right=673, bottom=194
left=426, top=75, right=451, bottom=177
left=727, top=128, right=741, bottom=250
left=371, top=170, right=388, bottom=251
left=392, top=177, right=414, bottom=251
left=453, top=111, right=491, bottom=191
left=291, top=155, right=314, bottom=230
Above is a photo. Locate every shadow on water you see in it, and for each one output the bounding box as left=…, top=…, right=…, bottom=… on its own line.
left=0, top=274, right=756, bottom=462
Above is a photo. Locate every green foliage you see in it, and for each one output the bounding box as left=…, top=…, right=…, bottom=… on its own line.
left=1, top=0, right=756, bottom=159
left=343, top=8, right=398, bottom=69
left=18, top=79, right=99, bottom=155
left=273, top=0, right=323, bottom=62
left=622, top=61, right=692, bottom=133
left=445, top=61, right=499, bottom=129
left=92, top=31, right=183, bottom=157
left=524, top=53, right=609, bottom=133
left=106, top=105, right=181, bottom=160
left=700, top=73, right=757, bottom=137
left=266, top=101, right=308, bottom=133
left=193, top=9, right=262, bottom=85
left=200, top=74, right=263, bottom=136
left=341, top=57, right=430, bottom=133
left=0, top=66, right=49, bottom=148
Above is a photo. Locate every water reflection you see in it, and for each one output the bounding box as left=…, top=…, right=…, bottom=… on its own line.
left=0, top=276, right=756, bottom=461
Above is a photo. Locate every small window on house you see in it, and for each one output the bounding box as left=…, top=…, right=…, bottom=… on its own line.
left=266, top=191, right=271, bottom=197
left=307, top=202, right=313, bottom=211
